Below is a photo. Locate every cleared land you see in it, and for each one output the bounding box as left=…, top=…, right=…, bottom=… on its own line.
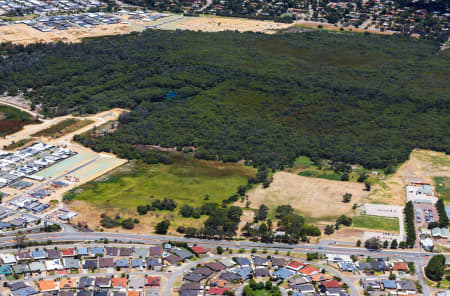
left=161, top=16, right=290, bottom=33
left=352, top=215, right=399, bottom=232
left=0, top=23, right=139, bottom=45
left=245, top=171, right=368, bottom=221
left=0, top=14, right=290, bottom=45
left=367, top=149, right=450, bottom=205
left=32, top=118, right=93, bottom=138
left=0, top=105, right=38, bottom=136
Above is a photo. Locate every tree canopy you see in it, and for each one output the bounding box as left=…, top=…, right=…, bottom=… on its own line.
left=0, top=30, right=448, bottom=169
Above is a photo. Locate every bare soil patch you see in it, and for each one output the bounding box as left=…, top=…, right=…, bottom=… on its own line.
left=245, top=171, right=368, bottom=220
left=323, top=227, right=365, bottom=243
left=162, top=16, right=291, bottom=33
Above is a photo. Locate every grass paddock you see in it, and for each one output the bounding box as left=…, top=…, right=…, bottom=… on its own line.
left=67, top=156, right=256, bottom=210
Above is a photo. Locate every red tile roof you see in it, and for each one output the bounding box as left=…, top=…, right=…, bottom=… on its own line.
left=209, top=287, right=230, bottom=295
left=299, top=265, right=319, bottom=275
left=61, top=248, right=75, bottom=256
left=393, top=262, right=408, bottom=271
left=287, top=260, right=306, bottom=270
left=112, top=278, right=127, bottom=288
left=322, top=280, right=342, bottom=288
left=191, top=246, right=207, bottom=254
left=145, top=276, right=161, bottom=286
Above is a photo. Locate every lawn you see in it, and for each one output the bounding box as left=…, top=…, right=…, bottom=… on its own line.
left=352, top=215, right=399, bottom=232
left=434, top=177, right=450, bottom=202
left=0, top=105, right=38, bottom=136
left=32, top=118, right=93, bottom=138
left=66, top=156, right=256, bottom=210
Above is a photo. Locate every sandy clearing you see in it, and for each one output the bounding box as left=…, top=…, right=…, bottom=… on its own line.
left=0, top=22, right=139, bottom=45
left=244, top=171, right=368, bottom=219
left=366, top=149, right=450, bottom=205
left=162, top=16, right=291, bottom=33
left=0, top=14, right=291, bottom=45
left=322, top=227, right=365, bottom=243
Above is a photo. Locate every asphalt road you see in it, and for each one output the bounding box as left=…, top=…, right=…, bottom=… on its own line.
left=0, top=230, right=446, bottom=295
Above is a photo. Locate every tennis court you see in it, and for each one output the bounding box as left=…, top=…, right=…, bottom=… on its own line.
left=36, top=150, right=97, bottom=178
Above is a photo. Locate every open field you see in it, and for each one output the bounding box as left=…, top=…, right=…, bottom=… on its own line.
left=67, top=156, right=255, bottom=233
left=245, top=171, right=368, bottom=221
left=66, top=156, right=256, bottom=209
left=32, top=118, right=93, bottom=138
left=0, top=105, right=38, bottom=136
left=0, top=22, right=140, bottom=44
left=434, top=177, right=450, bottom=202
left=352, top=215, right=399, bottom=232
left=160, top=15, right=291, bottom=33
left=70, top=201, right=208, bottom=235
left=367, top=149, right=450, bottom=205
left=0, top=14, right=291, bottom=45
left=290, top=155, right=386, bottom=183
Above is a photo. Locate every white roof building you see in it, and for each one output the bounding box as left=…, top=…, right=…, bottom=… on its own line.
left=421, top=238, right=434, bottom=251
left=0, top=253, right=17, bottom=264
left=326, top=254, right=352, bottom=262
left=406, top=183, right=438, bottom=204
left=45, top=259, right=63, bottom=270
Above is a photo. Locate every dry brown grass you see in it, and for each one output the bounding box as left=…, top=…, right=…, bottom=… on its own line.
left=322, top=227, right=365, bottom=243
left=0, top=23, right=137, bottom=45
left=169, top=16, right=291, bottom=33
left=69, top=200, right=207, bottom=236
left=245, top=171, right=368, bottom=220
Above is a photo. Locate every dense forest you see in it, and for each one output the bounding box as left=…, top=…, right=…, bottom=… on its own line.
left=0, top=30, right=449, bottom=169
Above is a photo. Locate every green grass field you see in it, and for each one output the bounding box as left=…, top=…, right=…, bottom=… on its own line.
left=352, top=215, right=400, bottom=232
left=67, top=156, right=256, bottom=209
left=434, top=177, right=450, bottom=202
left=298, top=170, right=343, bottom=181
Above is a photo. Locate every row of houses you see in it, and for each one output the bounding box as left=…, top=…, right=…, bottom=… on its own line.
left=0, top=142, right=75, bottom=189
left=361, top=278, right=417, bottom=295
left=6, top=275, right=161, bottom=296
left=0, top=0, right=104, bottom=16
left=0, top=244, right=206, bottom=278
left=327, top=254, right=411, bottom=274
left=180, top=255, right=349, bottom=296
